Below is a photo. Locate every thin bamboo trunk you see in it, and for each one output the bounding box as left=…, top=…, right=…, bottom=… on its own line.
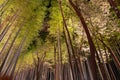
left=99, top=38, right=120, bottom=71
left=69, top=0, right=98, bottom=79
left=108, top=0, right=120, bottom=18
left=0, top=10, right=19, bottom=41
left=0, top=21, right=24, bottom=73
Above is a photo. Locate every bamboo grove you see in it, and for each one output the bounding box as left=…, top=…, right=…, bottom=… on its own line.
left=0, top=0, right=120, bottom=80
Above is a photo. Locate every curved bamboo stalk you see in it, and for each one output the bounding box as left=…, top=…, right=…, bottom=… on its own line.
left=0, top=21, right=24, bottom=73
left=68, top=0, right=98, bottom=79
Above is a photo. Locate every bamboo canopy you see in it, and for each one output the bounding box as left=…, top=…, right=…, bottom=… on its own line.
left=0, top=0, right=120, bottom=80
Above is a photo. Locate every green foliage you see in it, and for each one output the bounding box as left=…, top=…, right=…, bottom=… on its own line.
left=39, top=30, right=49, bottom=43
left=2, top=0, right=120, bottom=68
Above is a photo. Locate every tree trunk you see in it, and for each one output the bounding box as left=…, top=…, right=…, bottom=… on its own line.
left=69, top=0, right=98, bottom=79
